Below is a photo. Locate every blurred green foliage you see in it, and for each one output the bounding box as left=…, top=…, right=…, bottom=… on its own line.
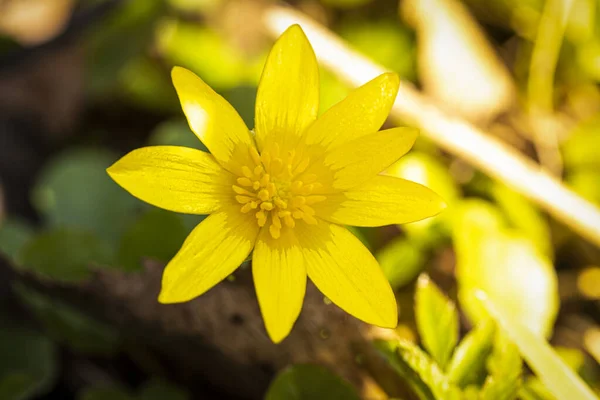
left=1, top=0, right=600, bottom=398
left=265, top=364, right=361, bottom=400
left=0, top=317, right=57, bottom=400
left=79, top=380, right=190, bottom=400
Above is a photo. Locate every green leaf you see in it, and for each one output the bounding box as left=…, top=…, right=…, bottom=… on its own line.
left=0, top=319, right=57, bottom=400
left=567, top=169, right=600, bottom=205
left=0, top=374, right=37, bottom=400
left=491, top=183, right=552, bottom=258
left=376, top=237, right=426, bottom=290
left=563, top=114, right=600, bottom=170
left=338, top=18, right=416, bottom=81
left=32, top=148, right=141, bottom=248
left=157, top=20, right=259, bottom=90
left=139, top=380, right=190, bottom=400
left=85, top=0, right=165, bottom=95
left=79, top=387, right=135, bottom=400
left=452, top=200, right=559, bottom=338
left=480, top=333, right=522, bottom=400
left=15, top=284, right=120, bottom=355
left=446, top=319, right=495, bottom=387
left=119, top=56, right=179, bottom=112
left=481, top=293, right=599, bottom=400
left=375, top=340, right=462, bottom=400
left=18, top=228, right=111, bottom=282
left=223, top=85, right=258, bottom=129
left=321, top=0, right=374, bottom=8
left=79, top=380, right=189, bottom=400
left=415, top=274, right=459, bottom=369
left=319, top=69, right=351, bottom=115
left=265, top=364, right=361, bottom=400
left=117, top=209, right=187, bottom=271
left=0, top=218, right=35, bottom=263
left=519, top=377, right=556, bottom=400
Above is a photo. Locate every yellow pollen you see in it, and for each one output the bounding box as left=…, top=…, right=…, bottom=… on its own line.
left=242, top=166, right=253, bottom=178
left=258, top=189, right=270, bottom=201
left=233, top=144, right=327, bottom=239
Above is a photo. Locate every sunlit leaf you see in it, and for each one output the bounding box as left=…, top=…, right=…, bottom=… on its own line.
left=167, top=0, right=222, bottom=13
left=157, top=20, right=259, bottom=90
left=415, top=274, right=458, bottom=369
left=320, top=0, right=374, bottom=8
left=18, top=228, right=111, bottom=282
left=491, top=183, right=552, bottom=257
left=453, top=200, right=559, bottom=338
left=375, top=340, right=462, bottom=400
left=319, top=70, right=351, bottom=115
left=481, top=293, right=598, bottom=400
left=480, top=333, right=522, bottom=400
left=567, top=169, right=600, bottom=205
left=447, top=319, right=495, bottom=387
left=519, top=377, right=555, bottom=400
left=375, top=237, right=426, bottom=290
left=563, top=114, right=600, bottom=169
left=265, top=364, right=360, bottom=400
left=338, top=18, right=416, bottom=81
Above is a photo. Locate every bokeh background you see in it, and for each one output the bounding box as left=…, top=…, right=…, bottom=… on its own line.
left=0, top=0, right=599, bottom=399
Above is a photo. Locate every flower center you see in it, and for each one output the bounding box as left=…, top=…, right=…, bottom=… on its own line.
left=233, top=144, right=326, bottom=239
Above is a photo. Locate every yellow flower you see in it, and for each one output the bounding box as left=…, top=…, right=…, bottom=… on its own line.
left=107, top=25, right=445, bottom=343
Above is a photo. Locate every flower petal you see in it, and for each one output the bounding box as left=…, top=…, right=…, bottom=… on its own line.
left=323, top=127, right=418, bottom=190
left=313, top=175, right=447, bottom=227
left=253, top=227, right=306, bottom=343
left=107, top=146, right=234, bottom=215
left=172, top=66, right=254, bottom=173
left=158, top=207, right=259, bottom=303
left=304, top=73, right=399, bottom=151
left=255, top=25, right=319, bottom=153
left=295, top=220, right=397, bottom=328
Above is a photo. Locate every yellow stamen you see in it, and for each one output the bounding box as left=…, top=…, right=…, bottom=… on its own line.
left=237, top=177, right=253, bottom=187
left=242, top=166, right=253, bottom=178
left=232, top=142, right=326, bottom=239
left=258, top=189, right=270, bottom=201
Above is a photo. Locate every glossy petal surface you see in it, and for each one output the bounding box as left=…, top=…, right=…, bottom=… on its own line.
left=304, top=73, right=399, bottom=150
left=313, top=175, right=446, bottom=226
left=255, top=25, right=319, bottom=153
left=159, top=207, right=259, bottom=303
left=172, top=67, right=254, bottom=173
left=107, top=146, right=233, bottom=215
left=253, top=228, right=307, bottom=343
left=296, top=220, right=397, bottom=328
left=324, top=127, right=418, bottom=190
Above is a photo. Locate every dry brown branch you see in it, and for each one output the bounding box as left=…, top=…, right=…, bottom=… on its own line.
left=262, top=5, right=600, bottom=248
left=3, top=255, right=410, bottom=400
